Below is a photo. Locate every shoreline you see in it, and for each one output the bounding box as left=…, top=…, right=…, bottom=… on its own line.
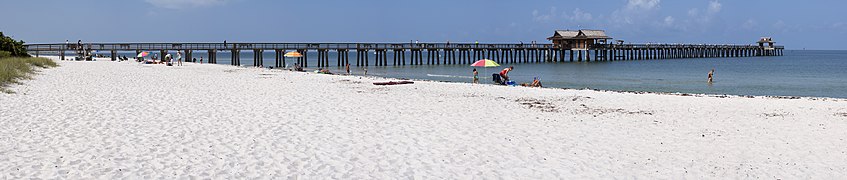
left=42, top=56, right=847, bottom=102
left=52, top=53, right=847, bottom=100
left=3, top=56, right=847, bottom=178
left=350, top=71, right=847, bottom=102
left=32, top=56, right=847, bottom=101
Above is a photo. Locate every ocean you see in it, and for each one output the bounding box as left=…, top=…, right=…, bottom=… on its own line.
left=99, top=50, right=847, bottom=99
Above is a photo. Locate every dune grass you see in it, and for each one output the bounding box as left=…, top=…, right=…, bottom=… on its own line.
left=0, top=57, right=58, bottom=93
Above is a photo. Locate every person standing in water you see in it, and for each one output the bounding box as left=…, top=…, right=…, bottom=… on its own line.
left=708, top=68, right=715, bottom=83
left=345, top=63, right=351, bottom=75
left=472, top=68, right=479, bottom=84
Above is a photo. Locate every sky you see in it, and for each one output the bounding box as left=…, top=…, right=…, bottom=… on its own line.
left=1, top=0, right=844, bottom=50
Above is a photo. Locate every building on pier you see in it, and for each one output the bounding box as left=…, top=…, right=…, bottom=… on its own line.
left=547, top=29, right=612, bottom=50
left=757, top=37, right=776, bottom=50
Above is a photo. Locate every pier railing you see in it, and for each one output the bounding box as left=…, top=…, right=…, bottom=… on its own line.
left=594, top=44, right=785, bottom=49
left=26, top=42, right=784, bottom=67
left=25, top=43, right=558, bottom=51
left=26, top=42, right=786, bottom=52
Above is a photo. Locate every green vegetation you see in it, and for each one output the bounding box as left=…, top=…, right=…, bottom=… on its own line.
left=1, top=32, right=30, bottom=57
left=0, top=32, right=58, bottom=93
left=0, top=57, right=58, bottom=93
left=0, top=51, right=11, bottom=58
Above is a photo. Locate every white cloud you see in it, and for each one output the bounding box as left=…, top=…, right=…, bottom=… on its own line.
left=566, top=8, right=593, bottom=22
left=707, top=0, right=722, bottom=14
left=688, top=1, right=720, bottom=17
left=687, top=8, right=700, bottom=17
left=531, top=7, right=558, bottom=23
left=685, top=0, right=722, bottom=26
left=146, top=0, right=229, bottom=9
left=625, top=0, right=661, bottom=11
left=663, top=16, right=675, bottom=26
left=611, top=0, right=662, bottom=25
left=742, top=19, right=758, bottom=30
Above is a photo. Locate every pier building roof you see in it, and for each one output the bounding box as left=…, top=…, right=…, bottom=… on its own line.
left=548, top=29, right=612, bottom=40
left=757, top=37, right=775, bottom=43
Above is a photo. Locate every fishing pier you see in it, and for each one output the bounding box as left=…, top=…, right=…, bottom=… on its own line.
left=25, top=30, right=784, bottom=67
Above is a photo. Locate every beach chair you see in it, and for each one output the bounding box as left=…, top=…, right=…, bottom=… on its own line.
left=492, top=74, right=504, bottom=85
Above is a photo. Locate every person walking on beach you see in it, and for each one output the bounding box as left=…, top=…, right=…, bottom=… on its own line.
left=176, top=52, right=183, bottom=66
left=500, top=66, right=514, bottom=82
left=708, top=68, right=715, bottom=83
left=472, top=68, right=479, bottom=84
left=199, top=57, right=203, bottom=64
left=345, top=63, right=350, bottom=75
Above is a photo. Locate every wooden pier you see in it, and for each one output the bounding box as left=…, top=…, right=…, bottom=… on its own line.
left=26, top=40, right=784, bottom=68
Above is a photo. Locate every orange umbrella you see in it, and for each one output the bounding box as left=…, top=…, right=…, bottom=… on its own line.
left=284, top=51, right=303, bottom=58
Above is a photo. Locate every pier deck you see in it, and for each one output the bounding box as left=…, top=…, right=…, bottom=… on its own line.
left=25, top=42, right=785, bottom=67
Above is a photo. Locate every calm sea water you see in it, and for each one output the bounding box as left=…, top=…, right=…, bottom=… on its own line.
left=98, top=50, right=847, bottom=98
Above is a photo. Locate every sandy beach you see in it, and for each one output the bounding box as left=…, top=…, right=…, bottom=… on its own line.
left=2, top=57, right=846, bottom=179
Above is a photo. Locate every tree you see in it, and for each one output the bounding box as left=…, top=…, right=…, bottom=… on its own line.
left=0, top=32, right=30, bottom=57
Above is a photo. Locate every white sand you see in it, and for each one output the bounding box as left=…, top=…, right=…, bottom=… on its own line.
left=2, top=57, right=847, bottom=179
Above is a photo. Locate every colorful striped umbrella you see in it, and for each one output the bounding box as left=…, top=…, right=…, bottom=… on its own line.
left=284, top=51, right=303, bottom=58
left=470, top=59, right=500, bottom=67
left=136, top=51, right=149, bottom=58
left=470, top=59, right=500, bottom=83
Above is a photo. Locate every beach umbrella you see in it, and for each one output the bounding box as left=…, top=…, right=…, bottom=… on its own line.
left=284, top=51, right=303, bottom=58
left=283, top=51, right=303, bottom=68
left=470, top=59, right=500, bottom=67
left=470, top=59, right=500, bottom=83
left=136, top=51, right=149, bottom=57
